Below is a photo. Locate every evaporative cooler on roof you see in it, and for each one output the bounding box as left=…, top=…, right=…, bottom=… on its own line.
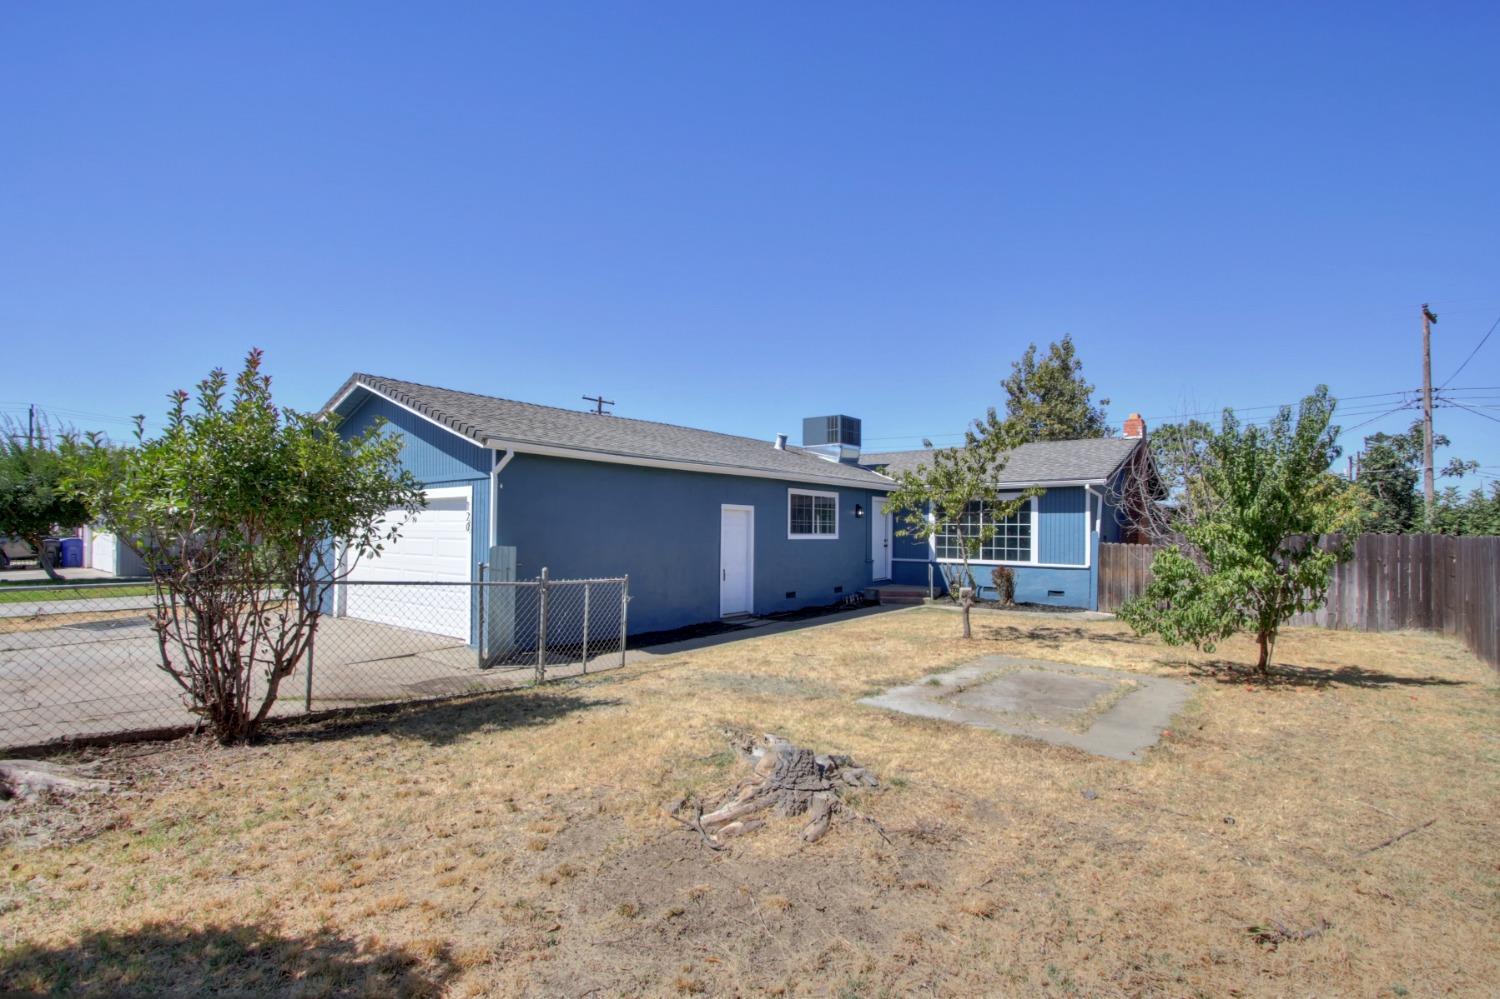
left=801, top=415, right=862, bottom=448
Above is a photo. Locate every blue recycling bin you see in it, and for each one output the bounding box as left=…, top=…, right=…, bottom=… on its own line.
left=60, top=538, right=84, bottom=568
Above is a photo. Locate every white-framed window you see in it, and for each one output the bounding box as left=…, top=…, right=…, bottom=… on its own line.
left=787, top=488, right=839, bottom=539
left=934, top=499, right=1033, bottom=562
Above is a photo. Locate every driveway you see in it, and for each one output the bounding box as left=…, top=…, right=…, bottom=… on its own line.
left=0, top=615, right=524, bottom=749
left=0, top=602, right=909, bottom=750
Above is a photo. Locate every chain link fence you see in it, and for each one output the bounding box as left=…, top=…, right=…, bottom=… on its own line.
left=0, top=573, right=628, bottom=752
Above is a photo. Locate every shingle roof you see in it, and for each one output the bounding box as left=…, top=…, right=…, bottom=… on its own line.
left=326, top=373, right=896, bottom=488
left=861, top=437, right=1142, bottom=485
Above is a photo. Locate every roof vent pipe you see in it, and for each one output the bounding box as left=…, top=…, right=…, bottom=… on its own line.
left=773, top=433, right=788, bottom=450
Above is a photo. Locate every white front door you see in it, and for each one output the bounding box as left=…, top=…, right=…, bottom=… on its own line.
left=871, top=497, right=892, bottom=580
left=719, top=505, right=754, bottom=617
left=344, top=484, right=473, bottom=640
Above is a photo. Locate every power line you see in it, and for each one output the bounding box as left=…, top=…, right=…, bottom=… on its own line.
left=863, top=400, right=1423, bottom=449
left=1340, top=403, right=1421, bottom=435
left=1437, top=398, right=1500, bottom=425
left=1143, top=389, right=1412, bottom=423
left=1438, top=310, right=1500, bottom=389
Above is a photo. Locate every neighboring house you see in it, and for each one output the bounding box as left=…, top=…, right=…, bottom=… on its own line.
left=81, top=528, right=149, bottom=576
left=861, top=414, right=1155, bottom=610
left=324, top=374, right=897, bottom=644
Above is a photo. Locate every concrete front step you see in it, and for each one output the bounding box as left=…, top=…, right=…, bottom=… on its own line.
left=865, top=585, right=929, bottom=606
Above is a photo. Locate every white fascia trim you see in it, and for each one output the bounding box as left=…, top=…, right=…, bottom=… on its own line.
left=995, top=478, right=1109, bottom=488
left=787, top=487, right=840, bottom=540
left=336, top=380, right=895, bottom=491
left=329, top=382, right=491, bottom=450
left=483, top=436, right=888, bottom=491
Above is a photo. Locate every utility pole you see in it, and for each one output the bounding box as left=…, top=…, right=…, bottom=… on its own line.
left=1421, top=303, right=1438, bottom=525
left=582, top=394, right=614, bottom=416
left=27, top=403, right=36, bottom=447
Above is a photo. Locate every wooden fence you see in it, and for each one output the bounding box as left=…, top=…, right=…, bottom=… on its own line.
left=1097, top=535, right=1499, bottom=670
left=1097, top=543, right=1158, bottom=615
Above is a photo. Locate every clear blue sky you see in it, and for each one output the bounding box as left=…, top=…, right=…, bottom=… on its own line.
left=4, top=3, right=1498, bottom=485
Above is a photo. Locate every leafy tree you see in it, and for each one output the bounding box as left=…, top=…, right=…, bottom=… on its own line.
left=1432, top=482, right=1500, bottom=536
left=1352, top=421, right=1477, bottom=533
left=65, top=350, right=423, bottom=743
left=0, top=413, right=89, bottom=579
left=974, top=334, right=1111, bottom=443
left=885, top=425, right=1037, bottom=638
left=1118, top=388, right=1359, bottom=675
left=1354, top=423, right=1424, bottom=533
left=1112, top=417, right=1215, bottom=546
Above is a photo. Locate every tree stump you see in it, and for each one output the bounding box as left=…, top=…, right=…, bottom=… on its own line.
left=665, top=734, right=879, bottom=847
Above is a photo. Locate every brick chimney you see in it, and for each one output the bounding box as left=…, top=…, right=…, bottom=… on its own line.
left=1123, top=412, right=1146, bottom=439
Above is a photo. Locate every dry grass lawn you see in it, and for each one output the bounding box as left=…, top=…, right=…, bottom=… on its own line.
left=2, top=607, right=1497, bottom=997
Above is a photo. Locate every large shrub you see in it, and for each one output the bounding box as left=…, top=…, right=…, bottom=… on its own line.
left=67, top=350, right=423, bottom=742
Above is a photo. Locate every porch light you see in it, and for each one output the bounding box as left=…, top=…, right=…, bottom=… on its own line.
left=854, top=503, right=864, bottom=519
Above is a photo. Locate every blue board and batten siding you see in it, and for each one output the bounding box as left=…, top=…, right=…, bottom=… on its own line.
left=891, top=485, right=1100, bottom=609
left=338, top=391, right=493, bottom=571
left=338, top=390, right=882, bottom=640
left=337, top=394, right=493, bottom=645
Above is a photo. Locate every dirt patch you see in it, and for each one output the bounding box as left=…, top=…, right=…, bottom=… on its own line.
left=2, top=611, right=1497, bottom=997
left=0, top=607, right=150, bottom=635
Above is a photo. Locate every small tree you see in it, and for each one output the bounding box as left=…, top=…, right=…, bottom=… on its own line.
left=66, top=350, right=423, bottom=743
left=885, top=428, right=1037, bottom=638
left=0, top=413, right=90, bottom=580
left=1118, top=388, right=1359, bottom=676
left=973, top=334, right=1112, bottom=443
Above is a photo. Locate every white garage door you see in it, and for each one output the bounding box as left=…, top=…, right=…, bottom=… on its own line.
left=90, top=532, right=118, bottom=574
left=344, top=485, right=472, bottom=640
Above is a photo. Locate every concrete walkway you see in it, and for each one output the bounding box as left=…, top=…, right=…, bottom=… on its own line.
left=860, top=654, right=1192, bottom=762
left=0, top=567, right=118, bottom=583
left=0, top=593, right=156, bottom=619
left=925, top=603, right=1116, bottom=623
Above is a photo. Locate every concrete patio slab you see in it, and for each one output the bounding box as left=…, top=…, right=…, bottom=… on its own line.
left=860, top=654, right=1192, bottom=762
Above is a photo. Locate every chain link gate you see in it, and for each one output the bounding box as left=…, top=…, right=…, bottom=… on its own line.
left=477, top=560, right=629, bottom=682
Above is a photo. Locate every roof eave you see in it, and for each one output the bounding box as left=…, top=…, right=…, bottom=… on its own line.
left=992, top=477, right=1111, bottom=488
left=480, top=435, right=894, bottom=490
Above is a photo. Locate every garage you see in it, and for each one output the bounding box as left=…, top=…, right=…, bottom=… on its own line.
left=342, top=484, right=473, bottom=641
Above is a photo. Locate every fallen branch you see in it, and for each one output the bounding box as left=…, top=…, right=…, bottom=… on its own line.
left=1356, top=818, right=1436, bottom=857
left=0, top=760, right=113, bottom=800
left=1248, top=918, right=1330, bottom=949
left=660, top=796, right=726, bottom=852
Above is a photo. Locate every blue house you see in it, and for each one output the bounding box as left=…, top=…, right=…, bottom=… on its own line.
left=861, top=418, right=1153, bottom=610
left=324, top=374, right=1153, bottom=644
left=324, top=374, right=897, bottom=643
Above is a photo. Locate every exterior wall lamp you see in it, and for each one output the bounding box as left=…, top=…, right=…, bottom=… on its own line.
left=854, top=503, right=864, bottom=519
